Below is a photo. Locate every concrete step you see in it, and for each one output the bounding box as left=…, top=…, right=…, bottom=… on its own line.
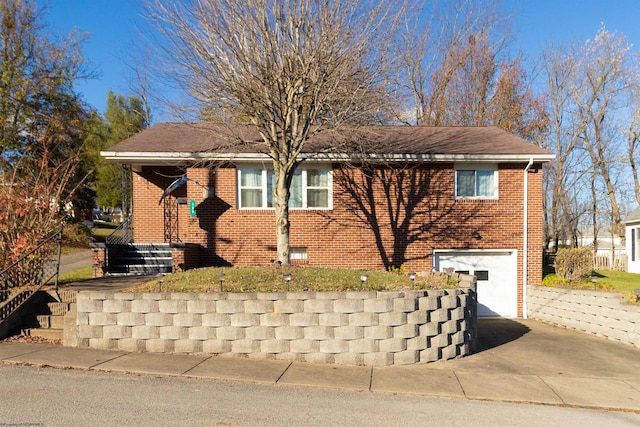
left=120, top=256, right=173, bottom=265
left=41, top=302, right=70, bottom=316
left=109, top=264, right=172, bottom=274
left=28, top=315, right=65, bottom=329
left=21, top=328, right=63, bottom=341
left=5, top=289, right=74, bottom=342
left=46, top=290, right=76, bottom=304
left=107, top=243, right=173, bottom=275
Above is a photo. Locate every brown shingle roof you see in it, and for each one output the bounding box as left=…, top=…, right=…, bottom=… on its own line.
left=104, top=122, right=552, bottom=160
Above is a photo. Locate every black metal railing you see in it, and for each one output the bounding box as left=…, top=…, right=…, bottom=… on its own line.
left=0, top=229, right=62, bottom=323
left=106, top=216, right=133, bottom=246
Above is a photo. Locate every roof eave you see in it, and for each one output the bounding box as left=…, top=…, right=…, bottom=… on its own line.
left=100, top=151, right=555, bottom=164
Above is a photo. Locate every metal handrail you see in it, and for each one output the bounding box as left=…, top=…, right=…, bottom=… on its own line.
left=106, top=216, right=133, bottom=246
left=0, top=228, right=62, bottom=323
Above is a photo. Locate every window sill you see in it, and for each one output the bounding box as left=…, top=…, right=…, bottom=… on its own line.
left=454, top=198, right=500, bottom=203
left=237, top=207, right=333, bottom=211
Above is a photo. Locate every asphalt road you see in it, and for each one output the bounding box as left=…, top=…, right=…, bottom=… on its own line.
left=1, top=364, right=639, bottom=427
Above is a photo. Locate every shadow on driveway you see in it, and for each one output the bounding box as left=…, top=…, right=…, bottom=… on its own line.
left=53, top=275, right=153, bottom=292
left=476, top=318, right=531, bottom=352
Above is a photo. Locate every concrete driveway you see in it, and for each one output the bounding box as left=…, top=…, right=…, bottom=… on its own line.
left=378, top=318, right=640, bottom=410
left=444, top=318, right=640, bottom=379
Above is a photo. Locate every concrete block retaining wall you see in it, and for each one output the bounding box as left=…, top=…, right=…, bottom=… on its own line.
left=74, top=288, right=477, bottom=366
left=527, top=286, right=640, bottom=348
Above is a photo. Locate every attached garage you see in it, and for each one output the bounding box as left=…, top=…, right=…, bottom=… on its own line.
left=433, top=250, right=518, bottom=317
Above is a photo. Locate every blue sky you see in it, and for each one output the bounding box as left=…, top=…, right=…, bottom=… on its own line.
left=45, top=0, right=640, bottom=120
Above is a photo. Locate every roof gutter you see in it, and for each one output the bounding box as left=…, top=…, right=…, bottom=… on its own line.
left=100, top=151, right=556, bottom=164
left=522, top=157, right=534, bottom=319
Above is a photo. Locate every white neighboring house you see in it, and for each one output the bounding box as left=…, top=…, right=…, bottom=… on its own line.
left=624, top=206, right=640, bottom=274
left=578, top=234, right=625, bottom=256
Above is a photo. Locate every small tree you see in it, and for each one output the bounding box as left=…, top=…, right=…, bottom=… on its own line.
left=145, top=0, right=400, bottom=264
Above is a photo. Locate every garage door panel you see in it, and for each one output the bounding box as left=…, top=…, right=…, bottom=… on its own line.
left=434, top=251, right=517, bottom=317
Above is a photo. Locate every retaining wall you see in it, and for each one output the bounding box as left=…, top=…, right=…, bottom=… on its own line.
left=74, top=288, right=477, bottom=366
left=527, top=285, right=640, bottom=348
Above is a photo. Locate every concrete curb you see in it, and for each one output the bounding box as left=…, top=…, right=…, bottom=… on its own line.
left=5, top=317, right=640, bottom=413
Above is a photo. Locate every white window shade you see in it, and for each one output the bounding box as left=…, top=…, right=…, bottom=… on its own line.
left=238, top=165, right=331, bottom=209
left=455, top=164, right=498, bottom=199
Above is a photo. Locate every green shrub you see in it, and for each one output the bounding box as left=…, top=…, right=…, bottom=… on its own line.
left=540, top=273, right=568, bottom=287
left=387, top=264, right=406, bottom=275
left=554, top=247, right=593, bottom=281
left=62, top=222, right=93, bottom=247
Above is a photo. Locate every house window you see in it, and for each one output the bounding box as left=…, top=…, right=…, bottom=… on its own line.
left=475, top=270, right=489, bottom=281
left=455, top=165, right=498, bottom=199
left=238, top=165, right=332, bottom=209
left=290, top=247, right=308, bottom=261
left=239, top=168, right=266, bottom=208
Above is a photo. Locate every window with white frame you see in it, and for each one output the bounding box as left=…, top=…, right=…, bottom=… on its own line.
left=455, top=164, right=498, bottom=199
left=238, top=165, right=332, bottom=209
left=290, top=246, right=308, bottom=261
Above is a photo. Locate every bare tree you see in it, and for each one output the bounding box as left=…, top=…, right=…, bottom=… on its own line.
left=540, top=44, right=589, bottom=249
left=540, top=26, right=640, bottom=262
left=120, top=43, right=155, bottom=128
left=396, top=0, right=505, bottom=125
left=570, top=27, right=633, bottom=237
left=144, top=0, right=401, bottom=264
left=396, top=0, right=547, bottom=143
left=625, top=88, right=640, bottom=205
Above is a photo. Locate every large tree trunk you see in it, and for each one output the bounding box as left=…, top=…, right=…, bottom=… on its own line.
left=627, top=131, right=640, bottom=205
left=273, top=164, right=291, bottom=265
left=591, top=174, right=598, bottom=252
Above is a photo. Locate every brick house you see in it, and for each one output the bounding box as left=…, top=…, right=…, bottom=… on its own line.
left=102, top=123, right=554, bottom=317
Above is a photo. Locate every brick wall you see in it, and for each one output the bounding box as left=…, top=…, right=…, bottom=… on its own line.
left=131, top=162, right=544, bottom=316
left=74, top=285, right=477, bottom=366
left=170, top=243, right=202, bottom=272
left=528, top=286, right=640, bottom=348
left=90, top=243, right=106, bottom=278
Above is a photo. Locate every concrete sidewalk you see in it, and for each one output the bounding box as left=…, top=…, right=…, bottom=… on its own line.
left=2, top=319, right=640, bottom=412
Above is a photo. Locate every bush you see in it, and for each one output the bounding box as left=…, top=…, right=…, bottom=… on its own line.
left=554, top=247, right=593, bottom=281
left=540, top=273, right=567, bottom=287
left=62, top=222, right=93, bottom=247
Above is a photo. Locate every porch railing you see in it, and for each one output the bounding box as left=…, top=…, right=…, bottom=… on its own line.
left=0, top=229, right=62, bottom=324
left=106, top=216, right=133, bottom=246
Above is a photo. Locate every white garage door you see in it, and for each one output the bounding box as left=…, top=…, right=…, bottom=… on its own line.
left=433, top=250, right=518, bottom=317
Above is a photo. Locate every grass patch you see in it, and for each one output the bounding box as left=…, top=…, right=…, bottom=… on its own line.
left=60, top=246, right=89, bottom=255
left=541, top=269, right=640, bottom=304
left=50, top=266, right=93, bottom=285
left=89, top=222, right=118, bottom=242
left=127, top=266, right=460, bottom=293
left=592, top=270, right=640, bottom=292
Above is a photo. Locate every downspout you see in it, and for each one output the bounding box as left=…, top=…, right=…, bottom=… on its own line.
left=522, top=157, right=534, bottom=319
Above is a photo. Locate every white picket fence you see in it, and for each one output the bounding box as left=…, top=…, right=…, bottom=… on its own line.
left=593, top=254, right=627, bottom=271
